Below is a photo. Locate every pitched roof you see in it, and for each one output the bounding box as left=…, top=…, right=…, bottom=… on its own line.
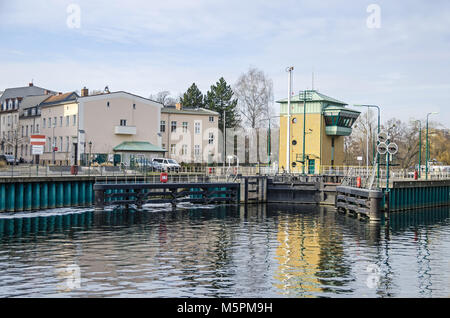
left=276, top=90, right=347, bottom=105
left=40, top=92, right=79, bottom=107
left=20, top=94, right=52, bottom=109
left=113, top=141, right=166, bottom=152
left=0, top=85, right=55, bottom=103
left=161, top=107, right=219, bottom=116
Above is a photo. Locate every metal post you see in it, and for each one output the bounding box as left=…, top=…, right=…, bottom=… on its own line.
left=286, top=66, right=294, bottom=173
left=425, top=112, right=438, bottom=180
left=302, top=91, right=306, bottom=174
left=416, top=120, right=421, bottom=178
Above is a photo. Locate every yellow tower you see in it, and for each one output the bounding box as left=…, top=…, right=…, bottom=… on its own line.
left=278, top=90, right=360, bottom=174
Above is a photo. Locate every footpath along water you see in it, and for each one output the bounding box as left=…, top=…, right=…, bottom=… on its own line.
left=0, top=203, right=449, bottom=297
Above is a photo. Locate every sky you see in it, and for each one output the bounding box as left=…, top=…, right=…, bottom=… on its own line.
left=0, top=0, right=449, bottom=128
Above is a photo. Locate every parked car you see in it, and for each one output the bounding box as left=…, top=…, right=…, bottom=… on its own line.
left=152, top=158, right=181, bottom=172
left=4, top=155, right=19, bottom=165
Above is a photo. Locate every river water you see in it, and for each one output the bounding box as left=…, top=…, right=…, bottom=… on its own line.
left=0, top=203, right=449, bottom=298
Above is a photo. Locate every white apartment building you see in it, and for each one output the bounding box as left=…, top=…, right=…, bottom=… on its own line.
left=40, top=88, right=165, bottom=165
left=160, top=104, right=219, bottom=164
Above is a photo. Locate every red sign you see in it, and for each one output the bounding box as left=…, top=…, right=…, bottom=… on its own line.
left=53, top=147, right=58, bottom=152
left=160, top=172, right=168, bottom=183
left=30, top=135, right=46, bottom=146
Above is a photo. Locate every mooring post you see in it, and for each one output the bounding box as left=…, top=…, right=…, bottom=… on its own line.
left=94, top=189, right=105, bottom=211
left=369, top=190, right=383, bottom=222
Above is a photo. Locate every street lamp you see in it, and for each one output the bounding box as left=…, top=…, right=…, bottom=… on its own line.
left=353, top=104, right=381, bottom=184
left=285, top=66, right=294, bottom=173
left=415, top=120, right=422, bottom=178
left=300, top=90, right=313, bottom=174
left=259, top=115, right=281, bottom=166
left=426, top=112, right=438, bottom=180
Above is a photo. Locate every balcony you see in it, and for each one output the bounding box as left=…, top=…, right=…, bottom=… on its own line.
left=114, top=125, right=136, bottom=135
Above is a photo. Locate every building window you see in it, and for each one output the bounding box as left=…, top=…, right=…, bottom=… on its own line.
left=73, top=115, right=76, bottom=126
left=195, top=122, right=200, bottom=134
left=48, top=137, right=51, bottom=152
left=36, top=124, right=39, bottom=133
left=60, top=116, right=63, bottom=127
left=66, top=116, right=69, bottom=126
left=25, top=125, right=28, bottom=136
left=182, top=122, right=188, bottom=133
left=48, top=118, right=51, bottom=128
left=171, top=121, right=177, bottom=132
left=133, top=103, right=136, bottom=109
left=60, top=137, right=63, bottom=152
left=209, top=116, right=214, bottom=122
left=43, top=118, right=46, bottom=128
left=53, top=117, right=57, bottom=127
left=21, top=126, right=24, bottom=137
left=107, top=101, right=110, bottom=108
left=208, top=132, right=214, bottom=145
left=120, top=119, right=127, bottom=126
left=66, top=137, right=70, bottom=152
left=181, top=144, right=188, bottom=155
left=162, top=143, right=166, bottom=150
left=160, top=121, right=165, bottom=133
left=194, top=145, right=200, bottom=156
left=170, top=144, right=176, bottom=155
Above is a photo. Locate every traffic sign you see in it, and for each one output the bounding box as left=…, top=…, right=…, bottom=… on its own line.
left=32, top=145, right=44, bottom=155
left=377, top=142, right=387, bottom=155
left=377, top=132, right=388, bottom=143
left=30, top=135, right=46, bottom=145
left=387, top=142, right=398, bottom=155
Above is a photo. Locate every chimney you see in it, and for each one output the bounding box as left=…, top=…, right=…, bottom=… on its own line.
left=28, top=82, right=33, bottom=87
left=81, top=87, right=89, bottom=97
left=175, top=102, right=182, bottom=110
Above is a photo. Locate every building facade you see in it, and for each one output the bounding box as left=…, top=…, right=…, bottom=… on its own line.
left=0, top=83, right=54, bottom=157
left=160, top=104, right=219, bottom=164
left=278, top=90, right=360, bottom=174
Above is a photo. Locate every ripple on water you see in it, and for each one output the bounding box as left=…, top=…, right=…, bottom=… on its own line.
left=0, top=205, right=449, bottom=297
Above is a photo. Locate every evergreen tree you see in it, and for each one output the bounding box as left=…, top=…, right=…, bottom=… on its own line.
left=204, top=77, right=240, bottom=132
left=180, top=83, right=204, bottom=108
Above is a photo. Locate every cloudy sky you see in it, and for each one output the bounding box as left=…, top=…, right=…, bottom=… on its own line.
left=0, top=0, right=449, bottom=127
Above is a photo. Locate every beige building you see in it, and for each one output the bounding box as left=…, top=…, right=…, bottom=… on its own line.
left=160, top=104, right=219, bottom=164
left=39, top=88, right=165, bottom=165
left=0, top=83, right=54, bottom=157
left=18, top=94, right=49, bottom=162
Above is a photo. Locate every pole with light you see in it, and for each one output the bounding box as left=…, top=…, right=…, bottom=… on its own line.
left=353, top=104, right=381, bottom=184
left=414, top=120, right=422, bottom=178
left=285, top=66, right=294, bottom=173
left=425, top=112, right=438, bottom=180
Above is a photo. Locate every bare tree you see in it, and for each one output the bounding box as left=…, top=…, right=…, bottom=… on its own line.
left=150, top=91, right=178, bottom=107
left=233, top=67, right=274, bottom=129
left=233, top=68, right=274, bottom=164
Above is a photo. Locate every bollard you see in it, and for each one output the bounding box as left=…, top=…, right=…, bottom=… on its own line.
left=368, top=190, right=383, bottom=222
left=94, top=189, right=105, bottom=211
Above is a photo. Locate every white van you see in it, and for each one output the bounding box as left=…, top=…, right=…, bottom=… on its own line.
left=152, top=158, right=181, bottom=172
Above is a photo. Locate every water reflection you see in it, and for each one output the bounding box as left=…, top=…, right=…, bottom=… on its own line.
left=0, top=204, right=448, bottom=297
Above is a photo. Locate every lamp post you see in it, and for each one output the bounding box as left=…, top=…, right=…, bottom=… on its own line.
left=300, top=90, right=313, bottom=174
left=415, top=120, right=422, bottom=178
left=285, top=66, right=294, bottom=173
left=259, top=115, right=281, bottom=166
left=425, top=112, right=438, bottom=180
left=353, top=104, right=381, bottom=184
